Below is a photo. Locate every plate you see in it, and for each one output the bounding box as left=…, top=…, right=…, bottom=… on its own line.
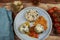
left=14, top=7, right=52, bottom=40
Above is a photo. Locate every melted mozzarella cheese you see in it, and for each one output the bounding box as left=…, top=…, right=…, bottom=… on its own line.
left=19, top=22, right=29, bottom=33
left=34, top=24, right=44, bottom=33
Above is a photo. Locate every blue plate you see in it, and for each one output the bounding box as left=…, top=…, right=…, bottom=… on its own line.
left=14, top=7, right=52, bottom=40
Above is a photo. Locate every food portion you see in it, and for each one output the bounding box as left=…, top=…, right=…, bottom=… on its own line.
left=11, top=1, right=23, bottom=13
left=48, top=7, right=60, bottom=34
left=34, top=24, right=44, bottom=33
left=34, top=16, right=47, bottom=30
left=29, top=26, right=39, bottom=38
left=28, top=16, right=47, bottom=38
left=19, top=9, right=47, bottom=38
left=25, top=9, right=39, bottom=21
left=18, top=21, right=30, bottom=33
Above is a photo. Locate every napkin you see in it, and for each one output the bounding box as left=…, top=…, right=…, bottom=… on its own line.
left=0, top=7, right=14, bottom=40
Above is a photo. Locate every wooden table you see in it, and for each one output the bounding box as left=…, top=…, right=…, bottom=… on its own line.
left=0, top=0, right=60, bottom=40
left=0, top=0, right=60, bottom=3
left=14, top=2, right=60, bottom=40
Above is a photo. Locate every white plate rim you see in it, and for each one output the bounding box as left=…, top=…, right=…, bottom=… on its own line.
left=14, top=7, right=52, bottom=40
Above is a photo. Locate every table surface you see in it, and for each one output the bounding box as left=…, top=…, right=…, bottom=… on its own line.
left=0, top=0, right=60, bottom=3
left=14, top=2, right=60, bottom=40
left=0, top=0, right=60, bottom=40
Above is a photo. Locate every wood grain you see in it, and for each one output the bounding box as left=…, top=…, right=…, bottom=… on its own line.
left=0, top=0, right=60, bottom=3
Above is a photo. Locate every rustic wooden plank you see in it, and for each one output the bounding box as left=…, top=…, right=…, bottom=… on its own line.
left=0, top=0, right=60, bottom=3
